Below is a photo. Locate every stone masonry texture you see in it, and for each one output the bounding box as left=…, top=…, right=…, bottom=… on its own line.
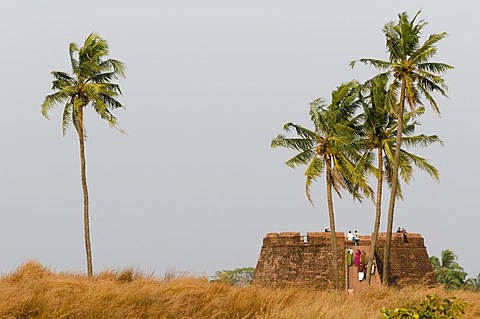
left=253, top=232, right=435, bottom=289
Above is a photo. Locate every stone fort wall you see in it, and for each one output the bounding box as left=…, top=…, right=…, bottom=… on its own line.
left=253, top=232, right=435, bottom=289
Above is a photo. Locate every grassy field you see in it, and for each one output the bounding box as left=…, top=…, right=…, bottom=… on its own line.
left=0, top=261, right=478, bottom=318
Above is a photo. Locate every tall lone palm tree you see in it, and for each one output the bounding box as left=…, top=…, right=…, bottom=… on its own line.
left=358, top=78, right=442, bottom=284
left=41, top=33, right=125, bottom=277
left=272, top=81, right=371, bottom=290
left=351, top=11, right=452, bottom=285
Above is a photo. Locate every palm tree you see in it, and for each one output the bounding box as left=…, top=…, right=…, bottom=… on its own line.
left=430, top=250, right=467, bottom=289
left=271, top=81, right=371, bottom=290
left=351, top=11, right=452, bottom=285
left=464, top=273, right=480, bottom=291
left=41, top=33, right=125, bottom=277
left=358, top=77, right=442, bottom=284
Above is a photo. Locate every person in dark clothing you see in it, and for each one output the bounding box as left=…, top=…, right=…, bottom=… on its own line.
left=402, top=228, right=408, bottom=243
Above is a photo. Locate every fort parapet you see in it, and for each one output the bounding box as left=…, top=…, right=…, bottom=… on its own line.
left=253, top=232, right=435, bottom=289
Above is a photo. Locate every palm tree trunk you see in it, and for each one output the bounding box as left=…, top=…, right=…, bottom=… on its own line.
left=77, top=108, right=93, bottom=277
left=325, top=158, right=339, bottom=290
left=366, top=146, right=383, bottom=285
left=383, top=79, right=406, bottom=286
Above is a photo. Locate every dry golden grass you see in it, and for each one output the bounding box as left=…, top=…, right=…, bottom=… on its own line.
left=0, top=261, right=478, bottom=318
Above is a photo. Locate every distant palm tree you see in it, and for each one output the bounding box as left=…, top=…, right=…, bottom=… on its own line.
left=464, top=273, right=480, bottom=291
left=358, top=78, right=442, bottom=284
left=351, top=11, right=452, bottom=285
left=272, top=81, right=371, bottom=290
left=41, top=33, right=125, bottom=277
left=430, top=250, right=467, bottom=289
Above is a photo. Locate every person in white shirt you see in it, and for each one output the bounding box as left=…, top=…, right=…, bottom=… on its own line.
left=347, top=230, right=354, bottom=242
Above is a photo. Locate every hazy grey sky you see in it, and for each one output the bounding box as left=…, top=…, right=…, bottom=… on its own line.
left=0, top=1, right=478, bottom=277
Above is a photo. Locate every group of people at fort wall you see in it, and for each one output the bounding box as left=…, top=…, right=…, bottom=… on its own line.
left=346, top=248, right=373, bottom=281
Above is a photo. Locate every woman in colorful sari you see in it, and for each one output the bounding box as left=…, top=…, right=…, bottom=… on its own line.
left=354, top=249, right=361, bottom=267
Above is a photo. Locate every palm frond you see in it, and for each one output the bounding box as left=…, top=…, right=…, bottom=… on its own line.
left=329, top=166, right=345, bottom=199
left=62, top=101, right=73, bottom=135
left=401, top=134, right=443, bottom=148
left=88, top=72, right=116, bottom=84
left=305, top=156, right=324, bottom=206
left=99, top=93, right=124, bottom=110
left=417, top=62, right=454, bottom=74
left=41, top=88, right=76, bottom=118
left=71, top=99, right=83, bottom=137
left=284, top=150, right=315, bottom=168
left=410, top=32, right=449, bottom=64
left=91, top=96, right=114, bottom=125
left=309, top=98, right=328, bottom=132
left=69, top=43, right=79, bottom=74
left=51, top=71, right=75, bottom=83
left=101, top=58, right=126, bottom=78
left=397, top=153, right=413, bottom=184
left=416, top=78, right=446, bottom=114
left=401, top=150, right=440, bottom=181
left=271, top=135, right=314, bottom=152
left=283, top=123, right=317, bottom=140
left=384, top=21, right=403, bottom=61
left=336, top=153, right=373, bottom=201
left=350, top=58, right=391, bottom=71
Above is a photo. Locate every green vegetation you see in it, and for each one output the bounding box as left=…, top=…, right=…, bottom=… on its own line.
left=211, top=267, right=255, bottom=286
left=381, top=294, right=466, bottom=318
left=41, top=33, right=126, bottom=277
left=358, top=78, right=442, bottom=284
left=464, top=274, right=480, bottom=291
left=272, top=10, right=453, bottom=289
left=272, top=81, right=372, bottom=290
left=430, top=250, right=480, bottom=291
left=351, top=11, right=453, bottom=285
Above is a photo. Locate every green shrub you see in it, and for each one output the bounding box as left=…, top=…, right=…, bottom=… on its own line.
left=210, top=267, right=254, bottom=286
left=381, top=294, right=466, bottom=318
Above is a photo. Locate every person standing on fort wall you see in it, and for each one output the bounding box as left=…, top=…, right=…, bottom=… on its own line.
left=358, top=262, right=365, bottom=281
left=354, top=249, right=361, bottom=267
left=403, top=228, right=408, bottom=243
left=371, top=259, right=376, bottom=275
left=347, top=230, right=354, bottom=243
left=357, top=251, right=368, bottom=281
left=347, top=248, right=354, bottom=266
left=397, top=226, right=409, bottom=242
left=354, top=231, right=360, bottom=246
left=361, top=250, right=366, bottom=266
